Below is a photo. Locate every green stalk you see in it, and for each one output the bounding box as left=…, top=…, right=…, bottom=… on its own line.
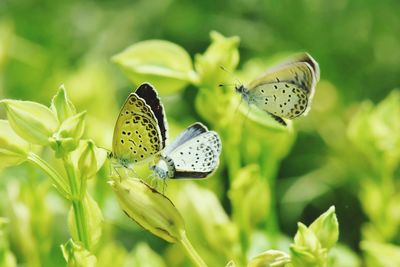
left=259, top=143, right=279, bottom=245
left=27, top=152, right=70, bottom=198
left=63, top=155, right=89, bottom=249
left=180, top=232, right=207, bottom=267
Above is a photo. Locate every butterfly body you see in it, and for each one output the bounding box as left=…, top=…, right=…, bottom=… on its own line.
left=151, top=123, right=222, bottom=180
left=235, top=53, right=320, bottom=125
left=111, top=83, right=167, bottom=168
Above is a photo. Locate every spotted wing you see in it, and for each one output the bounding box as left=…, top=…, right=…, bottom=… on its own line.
left=249, top=53, right=320, bottom=100
left=135, top=83, right=167, bottom=148
left=250, top=82, right=309, bottom=119
left=166, top=131, right=222, bottom=179
left=164, top=123, right=208, bottom=155
left=112, top=93, right=163, bottom=165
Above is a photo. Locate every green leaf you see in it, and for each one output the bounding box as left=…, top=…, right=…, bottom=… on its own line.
left=0, top=120, right=29, bottom=170
left=61, top=239, right=97, bottom=267
left=1, top=99, right=58, bottom=145
left=68, top=194, right=103, bottom=250
left=50, top=85, right=76, bottom=123
left=112, top=40, right=196, bottom=94
left=309, top=206, right=339, bottom=250
left=247, top=250, right=291, bottom=267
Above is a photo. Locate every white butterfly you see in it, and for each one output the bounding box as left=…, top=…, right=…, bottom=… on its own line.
left=150, top=123, right=221, bottom=179
left=235, top=53, right=320, bottom=126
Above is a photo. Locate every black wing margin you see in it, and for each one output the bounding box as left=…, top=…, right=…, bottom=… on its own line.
left=135, top=83, right=168, bottom=148
left=173, top=170, right=213, bottom=179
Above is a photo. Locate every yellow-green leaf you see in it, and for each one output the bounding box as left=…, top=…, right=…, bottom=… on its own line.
left=0, top=120, right=29, bottom=170
left=112, top=40, right=196, bottom=94
left=1, top=99, right=58, bottom=145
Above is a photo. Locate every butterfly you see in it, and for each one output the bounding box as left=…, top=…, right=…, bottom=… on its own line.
left=110, top=83, right=167, bottom=169
left=150, top=122, right=222, bottom=179
left=235, top=53, right=320, bottom=126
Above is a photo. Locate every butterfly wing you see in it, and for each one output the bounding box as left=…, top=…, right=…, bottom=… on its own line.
left=167, top=131, right=222, bottom=179
left=135, top=83, right=168, bottom=148
left=249, top=53, right=320, bottom=100
left=249, top=82, right=309, bottom=119
left=112, top=87, right=164, bottom=165
left=164, top=123, right=208, bottom=155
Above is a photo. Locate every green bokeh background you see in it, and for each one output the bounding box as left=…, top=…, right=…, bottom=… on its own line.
left=1, top=0, right=399, bottom=266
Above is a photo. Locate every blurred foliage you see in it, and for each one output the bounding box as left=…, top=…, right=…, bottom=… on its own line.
left=1, top=0, right=400, bottom=266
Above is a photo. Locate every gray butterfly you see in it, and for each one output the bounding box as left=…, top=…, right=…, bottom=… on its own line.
left=150, top=123, right=221, bottom=179
left=235, top=53, right=320, bottom=126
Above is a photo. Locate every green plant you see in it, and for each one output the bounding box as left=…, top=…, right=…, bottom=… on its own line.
left=1, top=86, right=105, bottom=265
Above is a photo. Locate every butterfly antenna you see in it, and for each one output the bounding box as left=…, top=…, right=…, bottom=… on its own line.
left=219, top=65, right=242, bottom=89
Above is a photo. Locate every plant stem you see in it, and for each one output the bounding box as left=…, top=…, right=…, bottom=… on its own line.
left=260, top=143, right=279, bottom=245
left=180, top=232, right=207, bottom=267
left=63, top=155, right=89, bottom=249
left=27, top=152, right=70, bottom=198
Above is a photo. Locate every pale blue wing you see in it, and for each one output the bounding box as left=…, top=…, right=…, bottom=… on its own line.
left=164, top=123, right=208, bottom=155
left=167, top=131, right=222, bottom=179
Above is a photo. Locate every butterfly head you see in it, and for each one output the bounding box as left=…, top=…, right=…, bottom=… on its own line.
left=235, top=84, right=247, bottom=94
left=150, top=156, right=175, bottom=180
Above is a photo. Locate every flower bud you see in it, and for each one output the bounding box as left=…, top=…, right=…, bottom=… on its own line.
left=290, top=224, right=327, bottom=266
left=61, top=239, right=97, bottom=267
left=50, top=85, right=76, bottom=122
left=70, top=140, right=106, bottom=181
left=77, top=140, right=97, bottom=179
left=290, top=245, right=326, bottom=267
left=247, top=250, right=290, bottom=267
left=109, top=177, right=186, bottom=243
left=1, top=99, right=58, bottom=145
left=309, top=206, right=339, bottom=250
left=194, top=31, right=239, bottom=87
left=0, top=120, right=29, bottom=170
left=50, top=111, right=86, bottom=156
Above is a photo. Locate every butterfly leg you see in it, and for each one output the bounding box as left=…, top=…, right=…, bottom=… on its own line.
left=162, top=178, right=168, bottom=194
left=112, top=166, right=123, bottom=182
left=125, top=166, right=138, bottom=178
